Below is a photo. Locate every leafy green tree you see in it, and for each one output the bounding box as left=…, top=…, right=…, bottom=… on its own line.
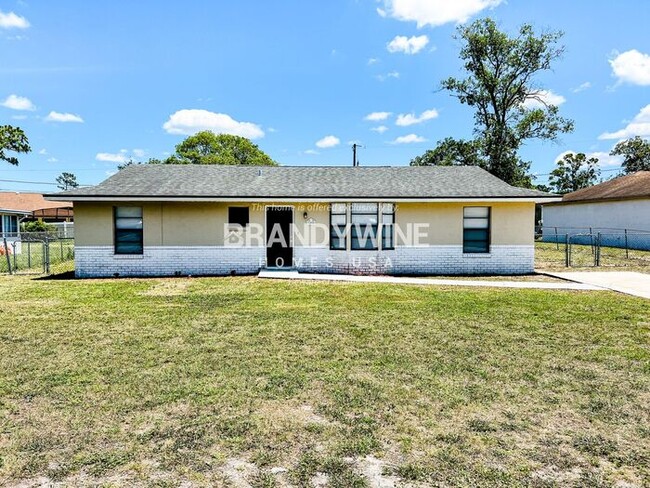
left=438, top=18, right=574, bottom=187
left=166, top=132, right=277, bottom=166
left=56, top=172, right=79, bottom=190
left=0, top=125, right=31, bottom=165
left=21, top=220, right=55, bottom=233
left=609, top=136, right=650, bottom=173
left=549, top=152, right=600, bottom=194
left=410, top=137, right=484, bottom=167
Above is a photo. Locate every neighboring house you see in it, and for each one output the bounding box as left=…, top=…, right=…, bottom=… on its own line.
left=0, top=192, right=74, bottom=239
left=46, top=165, right=556, bottom=278
left=542, top=171, right=650, bottom=249
left=0, top=208, right=27, bottom=239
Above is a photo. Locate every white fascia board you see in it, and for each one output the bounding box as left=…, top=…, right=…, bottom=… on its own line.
left=45, top=196, right=560, bottom=204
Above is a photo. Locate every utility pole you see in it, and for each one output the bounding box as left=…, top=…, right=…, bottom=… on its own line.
left=352, top=143, right=361, bottom=167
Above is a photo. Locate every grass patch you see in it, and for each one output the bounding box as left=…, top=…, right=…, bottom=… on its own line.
left=0, top=275, right=648, bottom=486
left=536, top=241, right=650, bottom=271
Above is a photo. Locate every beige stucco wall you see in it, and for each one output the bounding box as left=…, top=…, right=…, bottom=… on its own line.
left=73, top=200, right=535, bottom=248
left=395, top=201, right=534, bottom=246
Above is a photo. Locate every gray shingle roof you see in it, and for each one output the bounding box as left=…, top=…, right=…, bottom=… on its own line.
left=47, top=165, right=555, bottom=200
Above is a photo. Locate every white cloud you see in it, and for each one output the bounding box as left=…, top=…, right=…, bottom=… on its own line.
left=364, top=111, right=391, bottom=122
left=572, top=81, right=592, bottom=93
left=395, top=109, right=438, bottom=126
left=267, top=127, right=277, bottom=133
left=376, top=71, right=400, bottom=82
left=38, top=149, right=47, bottom=155
left=588, top=152, right=623, bottom=167
left=47, top=157, right=58, bottom=163
left=304, top=149, right=319, bottom=155
left=610, top=49, right=650, bottom=86
left=11, top=114, right=28, bottom=120
left=391, top=134, right=427, bottom=144
left=96, top=152, right=128, bottom=163
left=163, top=109, right=264, bottom=139
left=315, top=135, right=340, bottom=149
left=367, top=57, right=380, bottom=65
left=0, top=10, right=29, bottom=29
left=521, top=90, right=566, bottom=110
left=371, top=125, right=389, bottom=134
left=1, top=94, right=35, bottom=111
left=45, top=111, right=84, bottom=123
left=599, top=104, right=650, bottom=140
left=386, top=35, right=429, bottom=55
left=379, top=0, right=503, bottom=28
left=555, top=150, right=622, bottom=168
left=96, top=149, right=146, bottom=163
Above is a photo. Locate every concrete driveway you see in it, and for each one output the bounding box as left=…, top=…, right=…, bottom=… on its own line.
left=541, top=271, right=650, bottom=299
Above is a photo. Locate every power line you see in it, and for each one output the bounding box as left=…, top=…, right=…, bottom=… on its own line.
left=0, top=178, right=92, bottom=187
left=0, top=178, right=59, bottom=186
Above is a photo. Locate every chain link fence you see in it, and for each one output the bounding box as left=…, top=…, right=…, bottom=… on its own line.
left=1, top=232, right=74, bottom=275
left=536, top=226, right=650, bottom=270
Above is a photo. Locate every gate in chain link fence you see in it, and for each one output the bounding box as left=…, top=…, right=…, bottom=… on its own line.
left=1, top=232, right=74, bottom=275
left=536, top=226, right=650, bottom=269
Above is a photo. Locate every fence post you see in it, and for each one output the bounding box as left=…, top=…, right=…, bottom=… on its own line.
left=27, top=241, right=31, bottom=268
left=44, top=238, right=50, bottom=275
left=595, top=233, right=601, bottom=267
left=3, top=238, right=12, bottom=275
left=555, top=227, right=559, bottom=250
left=565, top=236, right=570, bottom=267
left=12, top=242, right=17, bottom=271
left=625, top=229, right=629, bottom=259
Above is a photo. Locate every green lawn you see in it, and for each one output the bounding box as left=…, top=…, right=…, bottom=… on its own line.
left=0, top=277, right=648, bottom=487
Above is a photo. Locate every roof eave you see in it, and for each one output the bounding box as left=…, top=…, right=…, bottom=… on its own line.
left=44, top=195, right=560, bottom=203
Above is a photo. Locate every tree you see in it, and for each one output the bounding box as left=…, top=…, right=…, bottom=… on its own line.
left=56, top=172, right=79, bottom=190
left=549, top=152, right=600, bottom=194
left=609, top=136, right=650, bottom=174
left=438, top=18, right=574, bottom=186
left=118, top=158, right=163, bottom=170
left=0, top=125, right=31, bottom=165
left=166, top=132, right=277, bottom=166
left=410, top=137, right=484, bottom=167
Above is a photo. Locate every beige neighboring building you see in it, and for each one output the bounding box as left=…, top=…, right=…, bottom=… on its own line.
left=46, top=165, right=556, bottom=278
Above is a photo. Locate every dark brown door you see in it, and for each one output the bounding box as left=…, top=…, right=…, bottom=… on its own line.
left=266, top=207, right=293, bottom=268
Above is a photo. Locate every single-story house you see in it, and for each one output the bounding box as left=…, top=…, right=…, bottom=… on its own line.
left=0, top=208, right=26, bottom=239
left=46, top=165, right=556, bottom=278
left=0, top=192, right=74, bottom=237
left=542, top=171, right=650, bottom=249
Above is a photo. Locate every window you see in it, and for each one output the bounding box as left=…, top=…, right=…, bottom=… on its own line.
left=329, top=203, right=347, bottom=250
left=381, top=203, right=395, bottom=250
left=463, top=207, right=490, bottom=253
left=1, top=215, right=18, bottom=235
left=228, top=207, right=250, bottom=227
left=351, top=203, right=378, bottom=250
left=114, top=207, right=143, bottom=254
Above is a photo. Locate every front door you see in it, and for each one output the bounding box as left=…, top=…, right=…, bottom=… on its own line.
left=266, top=207, right=293, bottom=268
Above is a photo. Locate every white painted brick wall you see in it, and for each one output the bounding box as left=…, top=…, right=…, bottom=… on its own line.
left=75, top=245, right=534, bottom=277
left=294, top=245, right=534, bottom=275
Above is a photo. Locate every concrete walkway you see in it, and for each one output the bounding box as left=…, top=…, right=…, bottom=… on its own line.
left=541, top=271, right=650, bottom=299
left=258, top=270, right=603, bottom=291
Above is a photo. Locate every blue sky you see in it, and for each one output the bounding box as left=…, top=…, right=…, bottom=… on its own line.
left=1, top=0, right=649, bottom=192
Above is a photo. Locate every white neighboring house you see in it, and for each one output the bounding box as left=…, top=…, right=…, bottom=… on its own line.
left=0, top=209, right=27, bottom=254
left=542, top=171, right=650, bottom=249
